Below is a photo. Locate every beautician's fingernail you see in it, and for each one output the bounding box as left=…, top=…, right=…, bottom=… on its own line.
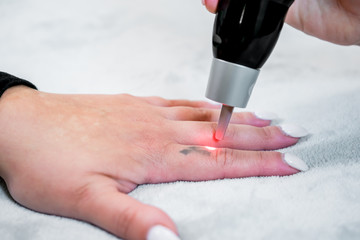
left=201, top=0, right=205, bottom=5
left=254, top=111, right=279, bottom=120
left=283, top=153, right=309, bottom=172
left=147, top=225, right=181, bottom=240
left=279, top=123, right=309, bottom=138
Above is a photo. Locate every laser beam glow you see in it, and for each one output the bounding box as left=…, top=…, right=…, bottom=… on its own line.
left=204, top=146, right=217, bottom=151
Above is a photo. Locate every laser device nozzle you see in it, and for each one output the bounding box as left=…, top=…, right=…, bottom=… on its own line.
left=215, top=104, right=234, bottom=140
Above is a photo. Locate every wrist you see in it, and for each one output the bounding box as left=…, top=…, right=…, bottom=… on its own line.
left=0, top=86, right=38, bottom=179
left=1, top=85, right=34, bottom=100
left=0, top=85, right=37, bottom=114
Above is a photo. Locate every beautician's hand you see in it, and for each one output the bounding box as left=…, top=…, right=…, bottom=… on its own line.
left=202, top=0, right=360, bottom=46
left=0, top=86, right=308, bottom=240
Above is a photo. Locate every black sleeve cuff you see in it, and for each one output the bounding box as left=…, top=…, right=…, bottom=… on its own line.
left=0, top=71, right=38, bottom=97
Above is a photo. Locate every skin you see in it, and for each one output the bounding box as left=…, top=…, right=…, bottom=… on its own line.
left=0, top=86, right=300, bottom=240
left=2, top=1, right=358, bottom=239
left=203, top=0, right=360, bottom=46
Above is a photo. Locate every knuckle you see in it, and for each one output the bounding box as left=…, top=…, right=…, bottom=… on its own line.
left=194, top=108, right=212, bottom=121
left=215, top=148, right=236, bottom=175
left=225, top=125, right=240, bottom=141
left=113, top=206, right=138, bottom=238
left=260, top=126, right=275, bottom=142
left=172, top=107, right=192, bottom=120
left=168, top=99, right=176, bottom=106
left=253, top=151, right=270, bottom=176
left=150, top=96, right=168, bottom=106
left=171, top=107, right=212, bottom=121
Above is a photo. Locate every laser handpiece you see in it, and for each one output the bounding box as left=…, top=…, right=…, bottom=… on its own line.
left=205, top=0, right=294, bottom=140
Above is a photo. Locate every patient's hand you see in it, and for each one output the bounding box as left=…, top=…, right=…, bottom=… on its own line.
left=0, top=86, right=308, bottom=240
left=203, top=0, right=360, bottom=46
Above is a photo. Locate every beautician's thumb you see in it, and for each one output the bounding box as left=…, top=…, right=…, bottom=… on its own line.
left=202, top=0, right=219, bottom=13
left=78, top=189, right=180, bottom=240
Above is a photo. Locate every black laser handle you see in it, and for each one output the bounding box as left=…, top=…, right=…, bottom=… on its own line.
left=213, top=0, right=294, bottom=69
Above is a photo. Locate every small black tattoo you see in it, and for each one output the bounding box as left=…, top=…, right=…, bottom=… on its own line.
left=179, top=146, right=211, bottom=156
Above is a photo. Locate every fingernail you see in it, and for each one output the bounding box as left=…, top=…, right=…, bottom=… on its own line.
left=254, top=111, right=279, bottom=120
left=279, top=123, right=309, bottom=138
left=283, top=153, right=309, bottom=172
left=147, top=225, right=181, bottom=240
left=201, top=0, right=205, bottom=5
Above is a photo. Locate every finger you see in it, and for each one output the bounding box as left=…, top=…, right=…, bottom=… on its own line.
left=163, top=107, right=272, bottom=127
left=76, top=180, right=178, bottom=240
left=203, top=0, right=219, bottom=13
left=156, top=144, right=307, bottom=182
left=170, top=121, right=303, bottom=151
left=141, top=96, right=219, bottom=109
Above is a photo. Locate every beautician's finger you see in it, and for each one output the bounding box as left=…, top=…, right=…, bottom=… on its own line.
left=159, top=144, right=308, bottom=182
left=163, top=107, right=276, bottom=127
left=76, top=180, right=179, bottom=240
left=141, top=96, right=219, bottom=109
left=170, top=122, right=308, bottom=150
left=202, top=0, right=219, bottom=13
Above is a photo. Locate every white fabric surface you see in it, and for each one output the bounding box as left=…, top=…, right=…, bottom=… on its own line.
left=0, top=0, right=359, bottom=239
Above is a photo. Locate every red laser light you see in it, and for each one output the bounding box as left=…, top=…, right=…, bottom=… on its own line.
left=204, top=146, right=217, bottom=151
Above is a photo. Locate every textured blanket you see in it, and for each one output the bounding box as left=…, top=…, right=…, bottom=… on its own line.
left=1, top=0, right=359, bottom=239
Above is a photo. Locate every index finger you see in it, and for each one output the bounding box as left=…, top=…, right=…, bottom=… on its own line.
left=153, top=143, right=308, bottom=183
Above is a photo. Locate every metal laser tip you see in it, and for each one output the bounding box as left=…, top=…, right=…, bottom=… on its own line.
left=215, top=105, right=234, bottom=140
